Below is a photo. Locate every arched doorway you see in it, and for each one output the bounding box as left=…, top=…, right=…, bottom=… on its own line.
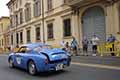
left=82, top=6, right=106, bottom=41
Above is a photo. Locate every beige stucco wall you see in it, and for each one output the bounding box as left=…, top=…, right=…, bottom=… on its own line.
left=7, top=0, right=120, bottom=48
left=104, top=2, right=120, bottom=40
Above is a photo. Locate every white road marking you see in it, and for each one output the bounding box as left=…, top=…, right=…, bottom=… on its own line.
left=72, top=62, right=120, bottom=70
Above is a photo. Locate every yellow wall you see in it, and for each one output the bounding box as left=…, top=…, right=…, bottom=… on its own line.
left=0, top=17, right=10, bottom=50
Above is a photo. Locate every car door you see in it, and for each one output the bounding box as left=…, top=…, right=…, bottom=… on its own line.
left=14, top=46, right=27, bottom=68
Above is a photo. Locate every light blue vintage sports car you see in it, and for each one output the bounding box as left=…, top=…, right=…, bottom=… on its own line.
left=8, top=43, right=71, bottom=75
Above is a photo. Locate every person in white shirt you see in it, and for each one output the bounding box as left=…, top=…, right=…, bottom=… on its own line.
left=91, top=34, right=100, bottom=56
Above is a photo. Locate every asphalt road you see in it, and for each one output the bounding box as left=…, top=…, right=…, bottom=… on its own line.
left=0, top=55, right=120, bottom=80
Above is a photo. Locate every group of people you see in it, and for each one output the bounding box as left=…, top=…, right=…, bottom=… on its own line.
left=61, top=34, right=116, bottom=56
left=11, top=34, right=116, bottom=56
left=82, top=34, right=100, bottom=56
left=82, top=34, right=116, bottom=56
left=60, top=37, right=79, bottom=56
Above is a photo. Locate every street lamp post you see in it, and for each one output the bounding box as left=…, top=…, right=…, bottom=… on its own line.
left=42, top=0, right=45, bottom=43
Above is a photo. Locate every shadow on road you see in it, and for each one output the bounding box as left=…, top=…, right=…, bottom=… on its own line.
left=8, top=67, right=70, bottom=77
left=36, top=70, right=69, bottom=77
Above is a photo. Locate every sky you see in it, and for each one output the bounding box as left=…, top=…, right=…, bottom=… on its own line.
left=0, top=0, right=10, bottom=17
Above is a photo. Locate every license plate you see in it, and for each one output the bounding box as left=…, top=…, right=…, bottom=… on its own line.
left=56, top=64, right=63, bottom=71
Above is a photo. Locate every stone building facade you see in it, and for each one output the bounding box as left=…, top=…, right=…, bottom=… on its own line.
left=7, top=0, right=120, bottom=48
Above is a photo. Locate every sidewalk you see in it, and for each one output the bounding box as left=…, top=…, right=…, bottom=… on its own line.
left=72, top=56, right=120, bottom=67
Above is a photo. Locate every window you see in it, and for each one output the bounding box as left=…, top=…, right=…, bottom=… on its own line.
left=11, top=15, right=16, bottom=27
left=16, top=33, right=19, bottom=44
left=20, top=32, right=23, bottom=43
left=47, top=0, right=53, bottom=11
left=11, top=35, right=13, bottom=45
left=119, top=6, right=120, bottom=33
left=18, top=47, right=27, bottom=53
left=63, top=0, right=67, bottom=3
left=35, top=26, right=41, bottom=41
left=16, top=1, right=18, bottom=9
left=2, top=39, right=3, bottom=46
left=10, top=15, right=13, bottom=28
left=47, top=23, right=54, bottom=39
left=13, top=2, right=16, bottom=10
left=18, top=47, right=30, bottom=53
left=15, top=14, right=18, bottom=26
left=25, top=4, right=31, bottom=21
left=26, top=29, right=31, bottom=43
left=6, top=36, right=10, bottom=46
left=34, top=45, right=52, bottom=52
left=19, top=0, right=22, bottom=6
left=34, top=0, right=41, bottom=17
left=20, top=10, right=23, bottom=24
left=0, top=40, right=1, bottom=47
left=0, top=23, right=3, bottom=32
left=10, top=6, right=13, bottom=12
left=63, top=18, right=71, bottom=37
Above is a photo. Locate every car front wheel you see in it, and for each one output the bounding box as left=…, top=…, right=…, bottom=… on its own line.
left=28, top=61, right=37, bottom=75
left=9, top=58, right=14, bottom=68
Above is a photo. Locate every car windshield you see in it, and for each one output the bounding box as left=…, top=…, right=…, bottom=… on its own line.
left=34, top=45, right=52, bottom=53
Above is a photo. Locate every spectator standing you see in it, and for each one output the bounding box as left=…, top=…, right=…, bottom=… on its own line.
left=107, top=34, right=116, bottom=56
left=91, top=34, right=100, bottom=56
left=71, top=37, right=78, bottom=56
left=82, top=37, right=89, bottom=56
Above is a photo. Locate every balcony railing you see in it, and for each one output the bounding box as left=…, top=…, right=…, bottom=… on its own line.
left=65, top=0, right=119, bottom=7
left=65, top=0, right=89, bottom=7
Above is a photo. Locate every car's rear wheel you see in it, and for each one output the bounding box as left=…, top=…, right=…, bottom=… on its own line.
left=28, top=61, right=37, bottom=75
left=9, top=58, right=14, bottom=68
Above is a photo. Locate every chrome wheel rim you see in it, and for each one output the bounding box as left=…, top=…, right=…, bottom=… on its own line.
left=29, top=63, right=36, bottom=75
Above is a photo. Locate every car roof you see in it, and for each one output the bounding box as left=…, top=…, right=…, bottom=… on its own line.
left=40, top=48, right=65, bottom=53
left=20, top=43, right=49, bottom=49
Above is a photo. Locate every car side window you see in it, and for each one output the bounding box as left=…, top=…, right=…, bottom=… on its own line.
left=17, top=47, right=27, bottom=53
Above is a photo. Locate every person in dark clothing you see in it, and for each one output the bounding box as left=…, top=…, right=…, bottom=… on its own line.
left=82, top=37, right=89, bottom=56
left=16, top=45, right=19, bottom=48
left=107, top=34, right=116, bottom=56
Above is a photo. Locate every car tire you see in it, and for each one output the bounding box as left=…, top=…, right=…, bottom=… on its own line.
left=28, top=61, right=37, bottom=75
left=9, top=58, right=14, bottom=68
